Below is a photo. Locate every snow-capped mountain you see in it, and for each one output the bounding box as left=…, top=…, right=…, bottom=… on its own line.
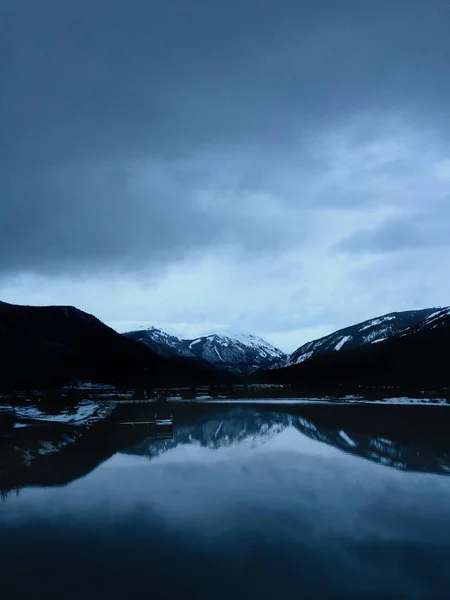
left=124, top=327, right=196, bottom=359
left=286, top=308, right=440, bottom=366
left=180, top=333, right=286, bottom=373
left=124, top=328, right=286, bottom=373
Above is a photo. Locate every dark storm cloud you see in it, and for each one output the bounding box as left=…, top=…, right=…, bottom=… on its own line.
left=1, top=0, right=450, bottom=276
left=336, top=201, right=450, bottom=254
left=337, top=217, right=431, bottom=253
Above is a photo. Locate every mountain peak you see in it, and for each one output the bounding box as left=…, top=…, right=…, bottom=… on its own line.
left=124, top=327, right=286, bottom=373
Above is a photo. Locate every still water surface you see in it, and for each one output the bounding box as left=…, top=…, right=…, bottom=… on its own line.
left=2, top=405, right=450, bottom=599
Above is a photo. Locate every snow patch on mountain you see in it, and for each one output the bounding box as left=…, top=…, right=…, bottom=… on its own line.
left=372, top=337, right=388, bottom=344
left=335, top=336, right=352, bottom=351
left=360, top=316, right=395, bottom=331
left=418, top=307, right=450, bottom=330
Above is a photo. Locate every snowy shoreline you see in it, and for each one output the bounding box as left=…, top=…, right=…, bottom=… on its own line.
left=0, top=400, right=114, bottom=427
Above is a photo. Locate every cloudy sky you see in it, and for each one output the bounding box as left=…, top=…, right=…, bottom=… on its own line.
left=1, top=0, right=450, bottom=352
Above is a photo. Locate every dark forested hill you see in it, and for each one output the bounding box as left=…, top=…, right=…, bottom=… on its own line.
left=285, top=309, right=438, bottom=366
left=0, top=301, right=222, bottom=390
left=257, top=308, right=450, bottom=388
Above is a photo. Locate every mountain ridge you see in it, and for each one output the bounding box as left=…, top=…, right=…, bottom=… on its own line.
left=285, top=308, right=441, bottom=366
left=260, top=306, right=450, bottom=387
left=124, top=328, right=286, bottom=374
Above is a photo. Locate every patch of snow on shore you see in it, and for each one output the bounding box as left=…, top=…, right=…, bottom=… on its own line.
left=0, top=401, right=113, bottom=425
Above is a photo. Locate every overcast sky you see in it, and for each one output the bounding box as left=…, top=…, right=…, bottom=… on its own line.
left=1, top=0, right=450, bottom=352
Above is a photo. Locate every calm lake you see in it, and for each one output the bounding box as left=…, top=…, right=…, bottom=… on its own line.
left=2, top=404, right=450, bottom=600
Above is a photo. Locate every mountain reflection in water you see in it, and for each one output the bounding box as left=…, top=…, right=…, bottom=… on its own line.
left=2, top=404, right=450, bottom=599
left=126, top=405, right=450, bottom=476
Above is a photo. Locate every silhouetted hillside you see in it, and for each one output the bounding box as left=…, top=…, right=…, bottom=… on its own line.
left=257, top=308, right=450, bottom=388
left=0, top=301, right=223, bottom=390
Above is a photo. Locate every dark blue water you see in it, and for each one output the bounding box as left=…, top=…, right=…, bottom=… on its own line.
left=2, top=405, right=450, bottom=599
